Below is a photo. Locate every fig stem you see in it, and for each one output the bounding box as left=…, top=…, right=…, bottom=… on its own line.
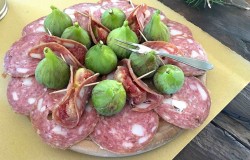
left=74, top=22, right=80, bottom=28
left=50, top=5, right=57, bottom=10
left=123, top=20, right=129, bottom=27
left=108, top=9, right=113, bottom=14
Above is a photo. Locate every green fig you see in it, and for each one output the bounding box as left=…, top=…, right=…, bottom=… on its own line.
left=35, top=47, right=70, bottom=89
left=129, top=51, right=160, bottom=78
left=143, top=10, right=170, bottom=42
left=107, top=20, right=139, bottom=59
left=61, top=22, right=91, bottom=49
left=153, top=65, right=184, bottom=94
left=44, top=6, right=73, bottom=37
left=85, top=41, right=117, bottom=75
left=92, top=80, right=126, bottom=116
left=101, top=8, right=126, bottom=30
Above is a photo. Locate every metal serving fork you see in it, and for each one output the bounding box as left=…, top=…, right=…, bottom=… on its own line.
left=115, top=39, right=213, bottom=71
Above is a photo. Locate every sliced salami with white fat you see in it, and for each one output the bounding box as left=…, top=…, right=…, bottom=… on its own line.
left=30, top=92, right=99, bottom=149
left=154, top=76, right=211, bottom=129
left=90, top=104, right=159, bottom=154
left=7, top=76, right=47, bottom=115
left=4, top=32, right=47, bottom=77
left=22, top=17, right=46, bottom=36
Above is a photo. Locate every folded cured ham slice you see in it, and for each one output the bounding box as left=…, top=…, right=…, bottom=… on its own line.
left=90, top=104, right=159, bottom=154
left=7, top=76, right=47, bottom=115
left=41, top=34, right=87, bottom=64
left=115, top=59, right=163, bottom=112
left=143, top=41, right=207, bottom=76
left=154, top=76, right=211, bottom=129
left=30, top=92, right=99, bottom=149
left=52, top=73, right=99, bottom=128
left=28, top=42, right=83, bottom=68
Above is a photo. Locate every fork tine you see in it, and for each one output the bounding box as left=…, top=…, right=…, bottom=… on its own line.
left=115, top=43, right=139, bottom=53
left=115, top=38, right=140, bottom=47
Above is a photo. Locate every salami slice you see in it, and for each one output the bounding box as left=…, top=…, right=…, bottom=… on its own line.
left=22, top=17, right=46, bottom=36
left=154, top=76, right=211, bottom=129
left=99, top=0, right=135, bottom=17
left=4, top=32, right=47, bottom=77
left=30, top=91, right=99, bottom=149
left=90, top=104, right=159, bottom=154
left=52, top=73, right=99, bottom=128
left=143, top=41, right=206, bottom=76
left=7, top=76, right=46, bottom=115
left=28, top=42, right=83, bottom=68
left=41, top=34, right=87, bottom=64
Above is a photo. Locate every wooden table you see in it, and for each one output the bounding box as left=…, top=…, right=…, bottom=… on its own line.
left=158, top=0, right=250, bottom=159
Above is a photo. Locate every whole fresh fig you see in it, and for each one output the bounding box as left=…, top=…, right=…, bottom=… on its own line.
left=143, top=10, right=170, bottom=42
left=107, top=20, right=138, bottom=59
left=153, top=65, right=184, bottom=94
left=61, top=22, right=91, bottom=49
left=101, top=8, right=126, bottom=30
left=129, top=51, right=160, bottom=78
left=44, top=6, right=73, bottom=37
left=85, top=41, right=117, bottom=75
left=35, top=47, right=70, bottom=89
left=92, top=80, right=126, bottom=116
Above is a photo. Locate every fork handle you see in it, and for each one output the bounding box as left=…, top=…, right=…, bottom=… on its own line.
left=157, top=51, right=213, bottom=71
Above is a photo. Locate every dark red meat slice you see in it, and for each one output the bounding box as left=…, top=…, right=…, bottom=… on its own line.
left=22, top=17, right=46, bottom=36
left=53, top=73, right=99, bottom=128
left=90, top=104, right=159, bottom=154
left=154, top=76, right=211, bottom=129
left=127, top=4, right=148, bottom=40
left=117, top=59, right=163, bottom=112
left=41, top=34, right=87, bottom=64
left=114, top=66, right=147, bottom=105
left=28, top=42, right=83, bottom=68
left=30, top=92, right=99, bottom=149
left=88, top=15, right=110, bottom=44
left=143, top=41, right=206, bottom=76
left=4, top=32, right=47, bottom=77
left=6, top=76, right=47, bottom=115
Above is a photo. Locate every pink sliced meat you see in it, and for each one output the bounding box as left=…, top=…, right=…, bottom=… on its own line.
left=114, top=66, right=147, bottom=105
left=22, top=17, right=46, bottom=36
left=118, top=59, right=163, bottom=112
left=99, top=0, right=135, bottom=17
left=64, top=3, right=101, bottom=28
left=143, top=41, right=206, bottom=76
left=4, top=32, right=47, bottom=77
left=154, top=76, right=211, bottom=129
left=30, top=92, right=99, bottom=149
left=53, top=73, right=99, bottom=128
left=90, top=104, right=159, bottom=154
left=7, top=76, right=46, bottom=115
left=127, top=4, right=148, bottom=39
left=28, top=42, right=83, bottom=68
left=41, top=34, right=87, bottom=64
left=88, top=15, right=110, bottom=44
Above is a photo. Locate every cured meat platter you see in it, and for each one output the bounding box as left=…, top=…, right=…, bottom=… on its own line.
left=2, top=0, right=212, bottom=157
